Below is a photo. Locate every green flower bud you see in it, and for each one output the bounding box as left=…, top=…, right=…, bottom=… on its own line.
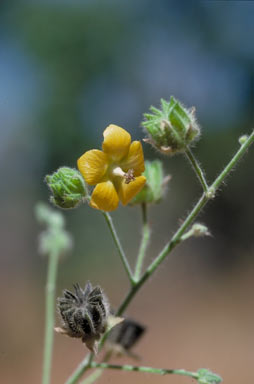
left=142, top=97, right=201, bottom=155
left=35, top=202, right=72, bottom=256
left=35, top=201, right=65, bottom=229
left=45, top=167, right=88, bottom=209
left=239, top=134, right=248, bottom=146
left=130, top=160, right=170, bottom=205
left=181, top=223, right=210, bottom=242
left=38, top=227, right=72, bottom=256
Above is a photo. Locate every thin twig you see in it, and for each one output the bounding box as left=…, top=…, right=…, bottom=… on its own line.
left=185, top=147, right=209, bottom=192
left=134, top=203, right=150, bottom=281
left=90, top=362, right=199, bottom=379
left=42, top=250, right=59, bottom=384
left=65, top=354, right=93, bottom=384
left=80, top=351, right=112, bottom=384
left=102, top=212, right=134, bottom=285
left=65, top=130, right=254, bottom=384
left=142, top=130, right=254, bottom=285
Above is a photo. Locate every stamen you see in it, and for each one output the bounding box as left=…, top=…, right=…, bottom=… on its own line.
left=112, top=167, right=135, bottom=184
left=124, top=169, right=135, bottom=184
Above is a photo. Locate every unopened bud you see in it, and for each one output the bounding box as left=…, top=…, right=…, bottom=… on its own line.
left=197, top=368, right=222, bottom=384
left=142, top=97, right=201, bottom=155
left=191, top=223, right=210, bottom=237
left=35, top=202, right=72, bottom=256
left=45, top=167, right=88, bottom=209
left=130, top=160, right=170, bottom=205
left=239, top=135, right=248, bottom=146
left=35, top=202, right=65, bottom=229
left=181, top=223, right=210, bottom=242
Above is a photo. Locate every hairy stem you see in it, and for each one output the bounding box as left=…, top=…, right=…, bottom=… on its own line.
left=80, top=351, right=112, bottom=384
left=65, top=354, right=93, bottom=384
left=80, top=369, right=103, bottom=384
left=134, top=203, right=150, bottom=281
left=66, top=130, right=254, bottom=384
left=210, top=132, right=254, bottom=189
left=42, top=250, right=59, bottom=384
left=125, top=130, right=254, bottom=303
left=102, top=212, right=134, bottom=284
left=90, top=362, right=199, bottom=379
left=185, top=147, right=209, bottom=192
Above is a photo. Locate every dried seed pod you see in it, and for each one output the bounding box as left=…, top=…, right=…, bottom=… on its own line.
left=56, top=281, right=109, bottom=353
left=107, top=318, right=146, bottom=358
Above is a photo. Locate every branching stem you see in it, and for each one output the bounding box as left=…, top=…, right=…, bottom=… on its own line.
left=65, top=130, right=254, bottom=384
left=65, top=354, right=93, bottom=384
left=80, top=352, right=112, bottom=384
left=119, top=130, right=254, bottom=315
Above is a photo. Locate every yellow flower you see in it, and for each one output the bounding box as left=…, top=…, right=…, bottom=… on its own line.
left=77, top=125, right=146, bottom=211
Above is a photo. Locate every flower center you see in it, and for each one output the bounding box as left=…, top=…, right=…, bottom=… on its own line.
left=112, top=166, right=135, bottom=184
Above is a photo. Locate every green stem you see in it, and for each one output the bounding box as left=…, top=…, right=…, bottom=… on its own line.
left=89, top=362, right=198, bottom=379
left=116, top=195, right=207, bottom=316
left=185, top=147, right=209, bottom=192
left=42, top=250, right=59, bottom=384
left=80, top=369, right=103, bottom=384
left=102, top=212, right=134, bottom=285
left=116, top=130, right=254, bottom=316
left=210, top=132, right=254, bottom=190
left=132, top=130, right=254, bottom=296
left=134, top=203, right=150, bottom=281
left=65, top=354, right=93, bottom=384
left=66, top=131, right=254, bottom=384
left=80, top=352, right=112, bottom=384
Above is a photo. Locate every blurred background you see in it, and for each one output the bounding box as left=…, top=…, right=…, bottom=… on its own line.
left=0, top=0, right=254, bottom=383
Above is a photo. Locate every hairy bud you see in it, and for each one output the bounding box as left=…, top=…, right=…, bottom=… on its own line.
left=45, top=167, right=88, bottom=209
left=130, top=160, right=170, bottom=205
left=197, top=369, right=222, bottom=384
left=142, top=97, right=200, bottom=155
left=35, top=202, right=72, bottom=256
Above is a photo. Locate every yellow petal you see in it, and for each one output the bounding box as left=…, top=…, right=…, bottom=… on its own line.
left=118, top=176, right=146, bottom=206
left=102, top=124, right=131, bottom=161
left=90, top=181, right=119, bottom=211
left=77, top=150, right=108, bottom=186
left=121, top=141, right=145, bottom=176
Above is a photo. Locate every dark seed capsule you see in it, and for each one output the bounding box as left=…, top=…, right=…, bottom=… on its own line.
left=57, top=281, right=109, bottom=352
left=108, top=318, right=146, bottom=351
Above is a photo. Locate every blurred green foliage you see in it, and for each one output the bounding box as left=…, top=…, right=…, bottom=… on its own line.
left=14, top=3, right=126, bottom=166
